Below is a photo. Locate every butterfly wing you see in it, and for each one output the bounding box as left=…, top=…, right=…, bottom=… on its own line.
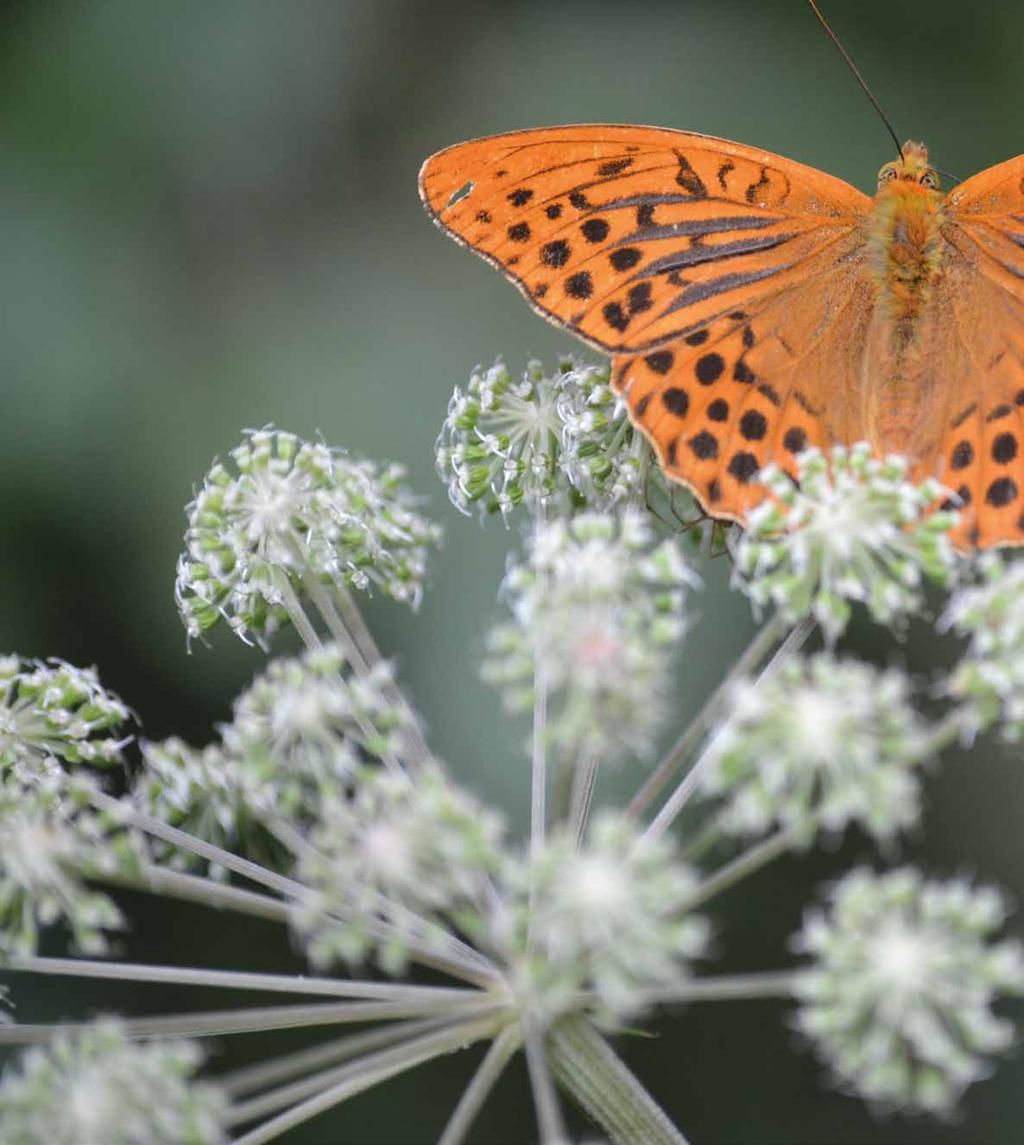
left=419, top=125, right=871, bottom=352
left=421, top=125, right=874, bottom=519
left=921, top=158, right=1024, bottom=547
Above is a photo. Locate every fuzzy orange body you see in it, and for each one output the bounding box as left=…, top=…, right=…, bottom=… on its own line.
left=421, top=127, right=1024, bottom=547
left=862, top=142, right=947, bottom=457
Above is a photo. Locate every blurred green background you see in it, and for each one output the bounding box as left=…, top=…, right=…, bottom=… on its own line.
left=2, top=1, right=1024, bottom=1141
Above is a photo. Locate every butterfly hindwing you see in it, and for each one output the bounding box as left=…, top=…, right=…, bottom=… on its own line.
left=615, top=255, right=870, bottom=520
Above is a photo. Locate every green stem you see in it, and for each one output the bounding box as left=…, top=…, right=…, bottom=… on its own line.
left=640, top=971, right=797, bottom=1005
left=628, top=613, right=789, bottom=821
left=231, top=1012, right=502, bottom=1145
left=548, top=1016, right=689, bottom=1145
left=438, top=1022, right=521, bottom=1145
left=687, top=825, right=804, bottom=908
left=1, top=954, right=478, bottom=1003
left=0, top=998, right=497, bottom=1043
left=568, top=755, right=600, bottom=847
left=644, top=615, right=816, bottom=842
left=91, top=791, right=305, bottom=900
left=103, top=864, right=290, bottom=925
left=219, top=1016, right=455, bottom=1097
left=523, top=1018, right=570, bottom=1144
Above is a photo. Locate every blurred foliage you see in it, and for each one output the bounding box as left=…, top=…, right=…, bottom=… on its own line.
left=1, top=1, right=1023, bottom=1140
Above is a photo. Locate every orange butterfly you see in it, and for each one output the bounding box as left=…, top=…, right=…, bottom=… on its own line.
left=420, top=125, right=1024, bottom=548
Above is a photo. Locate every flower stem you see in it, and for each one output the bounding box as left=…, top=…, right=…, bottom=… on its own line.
left=438, top=1022, right=521, bottom=1145
left=231, top=1012, right=502, bottom=1145
left=639, top=971, right=797, bottom=1005
left=547, top=1015, right=689, bottom=1145
left=531, top=670, right=549, bottom=858
left=0, top=998, right=498, bottom=1043
left=103, top=864, right=290, bottom=925
left=643, top=615, right=815, bottom=842
left=1, top=954, right=479, bottom=1003
left=568, top=755, right=600, bottom=847
left=523, top=1018, right=570, bottom=1144
left=92, top=791, right=305, bottom=899
left=220, top=1016, right=457, bottom=1097
left=687, top=825, right=804, bottom=908
left=628, top=613, right=790, bottom=821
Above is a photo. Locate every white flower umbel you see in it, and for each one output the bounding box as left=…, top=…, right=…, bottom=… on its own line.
left=436, top=357, right=664, bottom=519
left=516, top=813, right=709, bottom=1024
left=0, top=1020, right=227, bottom=1145
left=484, top=511, right=698, bottom=765
left=943, top=553, right=1024, bottom=740
left=137, top=645, right=413, bottom=873
left=0, top=656, right=131, bottom=786
left=135, top=738, right=275, bottom=876
left=702, top=655, right=927, bottom=842
left=794, top=868, right=1024, bottom=1113
left=293, top=763, right=507, bottom=974
left=0, top=789, right=131, bottom=956
left=175, top=428, right=441, bottom=643
left=734, top=444, right=959, bottom=642
left=224, top=644, right=407, bottom=802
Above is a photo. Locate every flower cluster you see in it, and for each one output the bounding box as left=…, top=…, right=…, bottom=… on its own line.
left=136, top=644, right=408, bottom=871
left=436, top=357, right=664, bottom=518
left=0, top=657, right=131, bottom=787
left=943, top=553, right=1024, bottom=740
left=0, top=790, right=130, bottom=957
left=794, top=868, right=1024, bottom=1112
left=0, top=658, right=140, bottom=955
left=734, top=444, right=959, bottom=641
left=484, top=511, right=698, bottom=763
left=0, top=1020, right=227, bottom=1144
left=292, top=762, right=506, bottom=973
left=702, top=655, right=926, bottom=842
left=514, top=813, right=709, bottom=1024
left=175, top=428, right=441, bottom=643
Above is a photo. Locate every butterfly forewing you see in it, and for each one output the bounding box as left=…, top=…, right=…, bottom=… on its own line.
left=421, top=125, right=874, bottom=522
left=419, top=126, right=871, bottom=352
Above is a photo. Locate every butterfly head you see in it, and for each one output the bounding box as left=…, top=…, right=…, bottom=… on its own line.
left=877, top=142, right=940, bottom=191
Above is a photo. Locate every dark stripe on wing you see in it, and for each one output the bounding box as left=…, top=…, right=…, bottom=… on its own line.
left=634, top=232, right=798, bottom=277
left=662, top=265, right=792, bottom=314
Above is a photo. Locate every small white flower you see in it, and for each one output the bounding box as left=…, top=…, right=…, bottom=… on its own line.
left=436, top=357, right=668, bottom=519
left=0, top=1020, right=227, bottom=1144
left=0, top=792, right=130, bottom=956
left=513, top=813, right=709, bottom=1024
left=702, top=655, right=927, bottom=841
left=0, top=657, right=131, bottom=785
left=943, top=552, right=1024, bottom=740
left=137, top=644, right=412, bottom=873
left=175, top=428, right=441, bottom=643
left=293, top=763, right=507, bottom=973
left=734, top=444, right=959, bottom=641
left=483, top=511, right=699, bottom=764
left=794, top=868, right=1024, bottom=1113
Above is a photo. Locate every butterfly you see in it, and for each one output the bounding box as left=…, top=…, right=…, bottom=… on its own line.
left=419, top=125, right=1024, bottom=548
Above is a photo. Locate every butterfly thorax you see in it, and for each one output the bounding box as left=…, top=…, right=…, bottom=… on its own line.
left=861, top=141, right=947, bottom=455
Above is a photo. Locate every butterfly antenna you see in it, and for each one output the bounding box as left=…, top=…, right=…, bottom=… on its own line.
left=807, top=0, right=904, bottom=160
